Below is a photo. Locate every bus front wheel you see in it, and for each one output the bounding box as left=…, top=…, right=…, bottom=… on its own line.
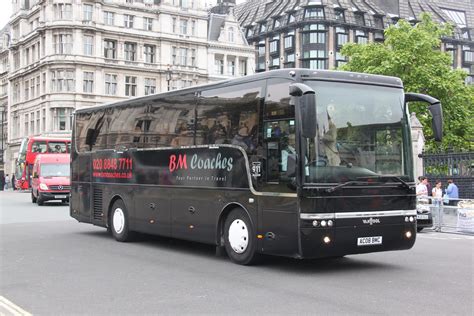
left=224, top=208, right=258, bottom=265
left=110, top=199, right=134, bottom=242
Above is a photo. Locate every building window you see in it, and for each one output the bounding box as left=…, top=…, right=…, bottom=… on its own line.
left=191, top=49, right=196, bottom=66
left=36, top=111, right=40, bottom=134
left=144, top=45, right=156, bottom=63
left=144, top=17, right=153, bottom=31
left=55, top=108, right=68, bottom=131
left=83, top=35, right=94, bottom=55
left=354, top=12, right=365, bottom=26
left=36, top=75, right=40, bottom=96
left=172, top=17, right=177, bottom=33
left=30, top=78, right=35, bottom=98
left=105, top=74, right=117, bottom=95
left=30, top=112, right=35, bottom=135
left=284, top=31, right=294, bottom=49
left=336, top=27, right=348, bottom=47
left=25, top=114, right=29, bottom=135
left=125, top=76, right=137, bottom=96
left=464, top=50, right=474, bottom=63
left=54, top=33, right=73, bottom=54
left=124, top=42, right=137, bottom=61
left=144, top=78, right=156, bottom=95
left=355, top=30, right=368, bottom=44
left=42, top=109, right=46, bottom=132
left=227, top=59, right=235, bottom=76
left=269, top=38, right=279, bottom=54
left=228, top=27, right=234, bottom=42
left=51, top=69, right=75, bottom=92
left=83, top=72, right=94, bottom=93
left=104, top=11, right=114, bottom=25
left=24, top=79, right=29, bottom=101
left=180, top=19, right=188, bottom=35
left=83, top=4, right=93, bottom=21
left=302, top=31, right=326, bottom=44
left=54, top=4, right=72, bottom=20
left=191, top=20, right=196, bottom=36
left=260, top=23, right=266, bottom=33
left=269, top=56, right=280, bottom=69
left=284, top=53, right=295, bottom=68
left=179, top=48, right=188, bottom=66
left=124, top=15, right=134, bottom=28
left=288, top=14, right=295, bottom=24
left=274, top=19, right=280, bottom=29
left=335, top=10, right=345, bottom=22
left=305, top=7, right=324, bottom=19
left=104, top=40, right=117, bottom=59
left=215, top=57, right=224, bottom=74
left=374, top=16, right=384, bottom=29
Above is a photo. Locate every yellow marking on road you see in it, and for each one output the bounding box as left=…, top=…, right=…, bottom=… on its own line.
left=0, top=296, right=32, bottom=316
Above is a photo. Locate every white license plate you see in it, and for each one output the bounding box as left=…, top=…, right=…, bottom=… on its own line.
left=357, top=236, right=383, bottom=246
left=417, top=214, right=429, bottom=220
left=55, top=195, right=67, bottom=199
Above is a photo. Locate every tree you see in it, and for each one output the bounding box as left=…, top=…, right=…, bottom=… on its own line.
left=339, top=13, right=474, bottom=151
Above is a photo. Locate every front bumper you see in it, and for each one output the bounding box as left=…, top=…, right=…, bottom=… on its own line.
left=39, top=191, right=70, bottom=202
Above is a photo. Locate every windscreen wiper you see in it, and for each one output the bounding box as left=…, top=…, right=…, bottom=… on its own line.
left=357, top=175, right=411, bottom=190
left=325, top=181, right=369, bottom=193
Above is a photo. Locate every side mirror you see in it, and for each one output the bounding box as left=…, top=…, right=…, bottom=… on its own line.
left=405, top=93, right=443, bottom=142
left=289, top=83, right=317, bottom=139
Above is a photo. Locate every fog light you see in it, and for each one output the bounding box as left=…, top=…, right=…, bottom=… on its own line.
left=321, top=220, right=327, bottom=227
left=405, top=216, right=409, bottom=222
left=323, top=236, right=331, bottom=244
left=312, top=220, right=319, bottom=227
left=409, top=216, right=414, bottom=222
left=405, top=231, right=412, bottom=239
left=328, top=220, right=334, bottom=227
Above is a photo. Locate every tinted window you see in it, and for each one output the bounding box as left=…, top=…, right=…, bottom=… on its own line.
left=32, top=141, right=47, bottom=153
left=197, top=81, right=263, bottom=154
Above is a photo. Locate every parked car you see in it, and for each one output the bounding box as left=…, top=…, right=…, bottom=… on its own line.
left=31, top=153, right=70, bottom=205
left=416, top=202, right=433, bottom=232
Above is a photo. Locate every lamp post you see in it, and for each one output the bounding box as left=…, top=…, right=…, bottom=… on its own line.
left=165, top=66, right=172, bottom=91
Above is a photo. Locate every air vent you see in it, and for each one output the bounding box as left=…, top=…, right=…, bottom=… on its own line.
left=93, top=187, right=103, bottom=221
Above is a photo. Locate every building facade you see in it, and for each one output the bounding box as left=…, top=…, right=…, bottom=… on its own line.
left=235, top=0, right=473, bottom=83
left=2, top=0, right=254, bottom=175
left=0, top=26, right=9, bottom=177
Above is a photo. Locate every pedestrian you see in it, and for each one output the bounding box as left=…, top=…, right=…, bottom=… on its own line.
left=11, top=174, right=16, bottom=191
left=416, top=176, right=429, bottom=203
left=446, top=179, right=459, bottom=207
left=4, top=174, right=10, bottom=191
left=432, top=180, right=443, bottom=207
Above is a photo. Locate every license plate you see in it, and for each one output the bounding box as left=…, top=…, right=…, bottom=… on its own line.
left=357, top=236, right=383, bottom=246
left=55, top=195, right=67, bottom=199
left=417, top=214, right=429, bottom=220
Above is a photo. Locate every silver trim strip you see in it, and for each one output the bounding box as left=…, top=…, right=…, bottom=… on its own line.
left=300, top=210, right=417, bottom=220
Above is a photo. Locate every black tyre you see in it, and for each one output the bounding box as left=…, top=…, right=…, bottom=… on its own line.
left=417, top=227, right=424, bottom=233
left=37, top=195, right=44, bottom=206
left=31, top=191, right=37, bottom=203
left=223, top=208, right=258, bottom=265
left=110, top=199, right=134, bottom=242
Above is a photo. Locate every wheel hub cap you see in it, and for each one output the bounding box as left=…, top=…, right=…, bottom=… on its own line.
left=228, top=219, right=249, bottom=254
left=113, top=208, right=125, bottom=234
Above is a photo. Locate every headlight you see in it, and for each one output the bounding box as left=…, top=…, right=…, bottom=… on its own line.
left=39, top=183, right=49, bottom=190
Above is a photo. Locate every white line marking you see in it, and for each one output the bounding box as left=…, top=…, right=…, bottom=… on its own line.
left=0, top=296, right=32, bottom=316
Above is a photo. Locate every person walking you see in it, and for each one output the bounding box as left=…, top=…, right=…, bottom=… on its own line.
left=446, top=179, right=459, bottom=207
left=4, top=174, right=10, bottom=191
left=11, top=174, right=16, bottom=191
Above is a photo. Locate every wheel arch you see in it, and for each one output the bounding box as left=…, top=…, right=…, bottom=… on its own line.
left=106, top=194, right=127, bottom=228
left=216, top=202, right=253, bottom=246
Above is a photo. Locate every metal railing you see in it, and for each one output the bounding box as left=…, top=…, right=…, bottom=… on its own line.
left=417, top=196, right=474, bottom=234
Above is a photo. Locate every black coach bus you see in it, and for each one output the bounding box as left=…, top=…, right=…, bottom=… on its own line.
left=70, top=69, right=443, bottom=265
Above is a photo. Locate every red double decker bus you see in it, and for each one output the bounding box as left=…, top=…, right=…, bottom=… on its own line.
left=15, top=136, right=71, bottom=190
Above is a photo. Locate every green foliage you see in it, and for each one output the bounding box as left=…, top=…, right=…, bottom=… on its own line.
left=339, top=13, right=474, bottom=151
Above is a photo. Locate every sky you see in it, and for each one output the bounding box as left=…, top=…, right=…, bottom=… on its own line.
left=0, top=1, right=12, bottom=29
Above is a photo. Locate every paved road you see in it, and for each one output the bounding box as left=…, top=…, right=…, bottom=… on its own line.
left=1, top=191, right=473, bottom=315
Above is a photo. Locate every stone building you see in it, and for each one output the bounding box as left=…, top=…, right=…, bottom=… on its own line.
left=2, top=0, right=254, bottom=174
left=235, top=0, right=473, bottom=83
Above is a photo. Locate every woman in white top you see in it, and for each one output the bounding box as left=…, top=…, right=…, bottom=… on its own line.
left=432, top=180, right=443, bottom=207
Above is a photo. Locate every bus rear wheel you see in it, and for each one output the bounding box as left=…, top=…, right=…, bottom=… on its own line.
left=110, top=199, right=134, bottom=242
left=224, top=208, right=258, bottom=265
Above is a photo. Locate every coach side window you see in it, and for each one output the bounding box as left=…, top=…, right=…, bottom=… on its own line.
left=196, top=81, right=263, bottom=154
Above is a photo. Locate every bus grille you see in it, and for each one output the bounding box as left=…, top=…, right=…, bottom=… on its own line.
left=49, top=185, right=71, bottom=191
left=93, top=187, right=103, bottom=221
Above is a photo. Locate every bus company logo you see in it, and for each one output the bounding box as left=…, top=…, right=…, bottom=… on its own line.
left=169, top=153, right=233, bottom=173
left=362, top=218, right=381, bottom=225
